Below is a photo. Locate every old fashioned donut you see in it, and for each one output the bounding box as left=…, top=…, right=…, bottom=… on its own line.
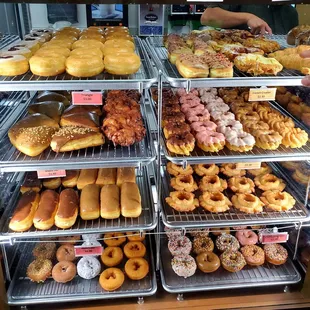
left=199, top=175, right=227, bottom=192
left=77, top=256, right=101, bottom=279
left=32, top=242, right=56, bottom=260
left=167, top=162, right=193, bottom=176
left=126, top=231, right=145, bottom=242
left=56, top=244, right=76, bottom=262
left=254, top=174, right=286, bottom=192
left=170, top=174, right=198, bottom=192
left=99, top=267, right=125, bottom=291
left=264, top=243, right=288, bottom=265
left=196, top=252, right=220, bottom=273
left=194, top=164, right=219, bottom=176
left=236, top=230, right=258, bottom=246
left=27, top=259, right=52, bottom=282
left=260, top=190, right=296, bottom=211
left=216, top=234, right=240, bottom=252
left=220, top=250, right=246, bottom=272
left=101, top=247, right=123, bottom=267
left=125, top=257, right=149, bottom=280
left=228, top=176, right=255, bottom=194
left=247, top=163, right=272, bottom=177
left=232, top=193, right=264, bottom=214
left=220, top=163, right=246, bottom=177
left=193, top=236, right=214, bottom=254
left=241, top=245, right=265, bottom=266
left=171, top=254, right=196, bottom=278
left=104, top=233, right=126, bottom=246
left=124, top=241, right=146, bottom=258
left=52, top=261, right=77, bottom=283
left=166, top=191, right=199, bottom=212
left=211, top=227, right=230, bottom=236
left=168, top=236, right=192, bottom=256
left=199, top=191, right=232, bottom=213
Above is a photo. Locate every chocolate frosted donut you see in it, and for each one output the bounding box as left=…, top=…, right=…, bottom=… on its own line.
left=164, top=122, right=191, bottom=139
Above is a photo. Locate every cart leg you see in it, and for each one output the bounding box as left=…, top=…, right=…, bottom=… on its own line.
left=137, top=297, right=144, bottom=304
left=284, top=285, right=289, bottom=293
left=177, top=293, right=184, bottom=301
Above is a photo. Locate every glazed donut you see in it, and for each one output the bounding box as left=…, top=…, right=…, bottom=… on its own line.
left=70, top=47, right=103, bottom=58
left=168, top=236, right=192, bottom=256
left=166, top=191, right=199, bottom=212
left=199, top=191, right=232, bottom=213
left=241, top=245, right=265, bottom=266
left=264, top=243, right=288, bottom=265
left=228, top=176, right=255, bottom=194
left=29, top=55, right=66, bottom=76
left=220, top=164, right=246, bottom=177
left=235, top=230, right=258, bottom=246
left=77, top=256, right=101, bottom=279
left=199, top=175, right=227, bottom=192
left=51, top=35, right=77, bottom=43
left=211, top=227, right=230, bottom=236
left=194, top=164, right=219, bottom=176
left=104, top=52, right=141, bottom=75
left=56, top=244, right=76, bottom=262
left=170, top=174, right=198, bottom=192
left=105, top=33, right=134, bottom=42
left=166, top=162, right=193, bottom=176
left=99, top=267, right=125, bottom=291
left=260, top=190, right=296, bottom=211
left=1, top=46, right=32, bottom=59
left=104, top=233, right=126, bottom=247
left=166, top=133, right=195, bottom=156
left=79, top=33, right=104, bottom=42
left=72, top=40, right=105, bottom=52
left=101, top=247, right=123, bottom=267
left=32, top=242, right=56, bottom=260
left=126, top=231, right=145, bottom=242
left=193, top=236, right=214, bottom=254
left=220, top=250, right=246, bottom=272
left=65, top=55, right=104, bottom=77
left=181, top=102, right=204, bottom=114
left=0, top=55, right=29, bottom=76
left=211, top=111, right=235, bottom=123
left=42, top=41, right=72, bottom=50
left=216, top=234, right=240, bottom=252
left=59, top=235, right=80, bottom=245
left=164, top=122, right=190, bottom=139
left=35, top=47, right=71, bottom=57
left=232, top=193, right=264, bottom=214
left=27, top=259, right=52, bottom=283
left=225, top=131, right=255, bottom=152
left=196, top=252, right=220, bottom=273
left=236, top=111, right=260, bottom=123
left=254, top=174, right=286, bottom=192
left=52, top=261, right=77, bottom=283
left=103, top=39, right=135, bottom=54
left=247, top=163, right=272, bottom=177
left=125, top=257, right=149, bottom=280
left=124, top=241, right=146, bottom=258
left=171, top=254, right=196, bottom=278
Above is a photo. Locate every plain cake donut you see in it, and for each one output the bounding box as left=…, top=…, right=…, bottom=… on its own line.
left=56, top=244, right=76, bottom=262
left=124, top=241, right=146, bottom=258
left=125, top=257, right=149, bottom=280
left=101, top=247, right=123, bottom=267
left=99, top=267, right=125, bottom=291
left=52, top=261, right=77, bottom=283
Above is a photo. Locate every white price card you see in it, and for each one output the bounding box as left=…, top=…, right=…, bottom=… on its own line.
left=248, top=88, right=276, bottom=101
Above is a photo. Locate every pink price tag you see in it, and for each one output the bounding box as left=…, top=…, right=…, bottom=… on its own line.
left=260, top=232, right=288, bottom=244
left=37, top=170, right=66, bottom=179
left=74, top=245, right=103, bottom=257
left=72, top=91, right=102, bottom=105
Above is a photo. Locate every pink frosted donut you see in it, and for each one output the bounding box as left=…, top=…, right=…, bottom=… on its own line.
left=217, top=120, right=243, bottom=135
left=181, top=102, right=204, bottom=113
left=196, top=130, right=225, bottom=145
left=200, top=93, right=218, bottom=103
left=186, top=108, right=210, bottom=123
left=236, top=229, right=258, bottom=246
left=168, top=236, right=192, bottom=256
left=233, top=226, right=248, bottom=230
left=180, top=95, right=201, bottom=106
left=191, top=121, right=217, bottom=133
left=211, top=111, right=235, bottom=122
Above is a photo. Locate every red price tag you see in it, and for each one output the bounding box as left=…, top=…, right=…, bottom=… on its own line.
left=74, top=245, right=103, bottom=257
left=37, top=170, right=66, bottom=179
left=72, top=91, right=102, bottom=105
left=260, top=232, right=288, bottom=244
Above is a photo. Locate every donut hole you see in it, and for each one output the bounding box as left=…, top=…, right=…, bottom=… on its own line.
left=180, top=175, right=191, bottom=184
left=240, top=179, right=247, bottom=185
left=275, top=193, right=285, bottom=200
left=108, top=251, right=113, bottom=258
left=230, top=164, right=236, bottom=170
left=209, top=176, right=217, bottom=184
left=210, top=193, right=223, bottom=202
left=265, top=175, right=277, bottom=182
left=107, top=272, right=116, bottom=280
left=131, top=244, right=140, bottom=251
left=244, top=194, right=255, bottom=203
left=177, top=193, right=190, bottom=200
left=133, top=262, right=141, bottom=271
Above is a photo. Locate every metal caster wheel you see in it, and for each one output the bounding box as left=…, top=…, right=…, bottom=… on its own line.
left=137, top=297, right=144, bottom=304
left=20, top=306, right=28, bottom=310
left=284, top=285, right=290, bottom=293
left=177, top=293, right=184, bottom=301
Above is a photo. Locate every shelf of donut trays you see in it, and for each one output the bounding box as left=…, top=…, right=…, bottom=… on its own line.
left=159, top=235, right=301, bottom=294
left=0, top=93, right=155, bottom=173
left=0, top=167, right=156, bottom=242
left=145, top=35, right=305, bottom=88
left=0, top=34, right=19, bottom=49
left=160, top=163, right=309, bottom=229
left=0, top=37, right=157, bottom=91
left=5, top=237, right=157, bottom=305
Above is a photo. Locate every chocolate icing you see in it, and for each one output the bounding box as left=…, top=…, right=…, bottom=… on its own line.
left=58, top=189, right=78, bottom=218
left=11, top=191, right=38, bottom=222
left=34, top=190, right=59, bottom=222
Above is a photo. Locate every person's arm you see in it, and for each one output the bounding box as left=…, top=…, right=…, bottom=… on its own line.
left=301, top=50, right=310, bottom=87
left=200, top=7, right=272, bottom=35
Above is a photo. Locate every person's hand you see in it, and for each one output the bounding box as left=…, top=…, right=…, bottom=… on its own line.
left=246, top=14, right=272, bottom=35
left=301, top=50, right=310, bottom=87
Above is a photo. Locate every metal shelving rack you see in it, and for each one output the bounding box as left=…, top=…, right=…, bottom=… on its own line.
left=0, top=34, right=19, bottom=49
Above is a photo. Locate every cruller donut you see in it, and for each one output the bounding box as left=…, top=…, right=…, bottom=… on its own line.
left=232, top=193, right=264, bottom=214
left=166, top=191, right=199, bottom=212
left=220, top=163, right=246, bottom=177
left=199, top=175, right=227, bottom=192
left=199, top=191, right=232, bottom=213
left=228, top=176, right=255, bottom=194
left=254, top=173, right=286, bottom=192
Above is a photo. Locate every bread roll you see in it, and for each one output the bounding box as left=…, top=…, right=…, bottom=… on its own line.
left=62, top=170, right=80, bottom=188
left=8, top=113, right=60, bottom=157
left=96, top=168, right=117, bottom=186
left=20, top=172, right=42, bottom=194
left=33, top=190, right=59, bottom=230
left=55, top=189, right=79, bottom=229
left=121, top=182, right=141, bottom=218
left=60, top=112, right=100, bottom=131
left=28, top=101, right=65, bottom=123
left=36, top=91, right=70, bottom=107
left=116, top=168, right=136, bottom=186
left=80, top=184, right=100, bottom=220
left=9, top=191, right=40, bottom=232
left=63, top=105, right=102, bottom=117
left=77, top=169, right=98, bottom=190
left=43, top=177, right=61, bottom=189
left=100, top=184, right=120, bottom=219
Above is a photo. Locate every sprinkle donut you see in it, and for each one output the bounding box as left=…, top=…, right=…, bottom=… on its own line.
left=216, top=234, right=240, bottom=252
left=193, top=236, right=214, bottom=254
left=171, top=254, right=196, bottom=278
left=168, top=236, right=192, bottom=256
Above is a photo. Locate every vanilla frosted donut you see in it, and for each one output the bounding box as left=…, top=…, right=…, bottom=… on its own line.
left=0, top=55, right=29, bottom=76
left=168, top=236, right=192, bottom=256
left=77, top=256, right=101, bottom=279
left=66, top=55, right=104, bottom=77
left=25, top=33, right=47, bottom=43
left=14, top=41, right=40, bottom=53
left=211, top=111, right=235, bottom=122
left=104, top=52, right=141, bottom=75
left=171, top=254, right=196, bottom=278
left=29, top=55, right=66, bottom=76
left=1, top=46, right=32, bottom=59
left=72, top=40, right=105, bottom=53
left=35, top=47, right=71, bottom=57
left=70, top=47, right=103, bottom=59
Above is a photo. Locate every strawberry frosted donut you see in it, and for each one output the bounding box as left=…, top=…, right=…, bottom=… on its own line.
left=191, top=121, right=217, bottom=133
left=179, top=93, right=200, bottom=104
left=168, top=236, right=192, bottom=256
left=236, top=229, right=258, bottom=246
left=211, top=111, right=235, bottom=122
left=233, top=226, right=248, bottom=231
left=171, top=254, right=196, bottom=278
left=177, top=88, right=198, bottom=97
left=181, top=103, right=204, bottom=114
left=217, top=120, right=243, bottom=135
left=186, top=108, right=210, bottom=123
left=196, top=130, right=225, bottom=152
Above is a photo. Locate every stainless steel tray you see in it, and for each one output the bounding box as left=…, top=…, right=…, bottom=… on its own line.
left=161, top=165, right=309, bottom=229
left=0, top=167, right=156, bottom=241
left=0, top=37, right=157, bottom=91
left=0, top=34, right=20, bottom=49
left=0, top=94, right=156, bottom=172
left=146, top=35, right=304, bottom=88
left=7, top=237, right=157, bottom=305
left=160, top=236, right=301, bottom=294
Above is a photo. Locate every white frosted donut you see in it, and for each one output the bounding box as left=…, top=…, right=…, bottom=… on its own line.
left=206, top=101, right=229, bottom=113
left=77, top=256, right=101, bottom=279
left=211, top=111, right=235, bottom=122
left=82, top=234, right=102, bottom=241
left=164, top=226, right=182, bottom=239
left=168, top=236, right=192, bottom=256
left=1, top=46, right=32, bottom=59
left=217, top=120, right=243, bottom=135
left=171, top=254, right=196, bottom=278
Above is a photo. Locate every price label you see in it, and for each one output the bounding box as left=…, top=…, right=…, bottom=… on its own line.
left=248, top=88, right=276, bottom=102
left=260, top=232, right=288, bottom=244
left=236, top=162, right=261, bottom=170
left=72, top=91, right=102, bottom=105
left=37, top=170, right=66, bottom=179
left=74, top=245, right=103, bottom=257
